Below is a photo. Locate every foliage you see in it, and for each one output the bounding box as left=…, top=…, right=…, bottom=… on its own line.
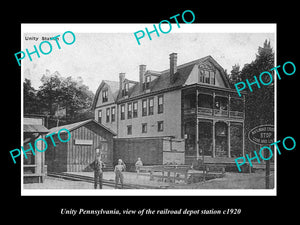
left=228, top=39, right=274, bottom=125
left=23, top=71, right=94, bottom=128
left=228, top=39, right=275, bottom=152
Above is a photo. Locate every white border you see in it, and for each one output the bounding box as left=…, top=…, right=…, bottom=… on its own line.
left=21, top=23, right=277, bottom=196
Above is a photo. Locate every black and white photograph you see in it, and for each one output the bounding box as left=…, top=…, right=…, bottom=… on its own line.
left=21, top=24, right=276, bottom=195
left=3, top=3, right=298, bottom=221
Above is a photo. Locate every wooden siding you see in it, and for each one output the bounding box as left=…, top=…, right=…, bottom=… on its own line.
left=67, top=124, right=113, bottom=172
left=45, top=121, right=114, bottom=173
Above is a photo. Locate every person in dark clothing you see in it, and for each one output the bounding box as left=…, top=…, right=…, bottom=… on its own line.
left=90, top=149, right=105, bottom=189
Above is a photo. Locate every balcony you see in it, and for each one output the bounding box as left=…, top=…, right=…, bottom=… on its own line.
left=214, top=109, right=228, bottom=116
left=184, top=107, right=244, bottom=119
left=229, top=110, right=244, bottom=119
left=197, top=107, right=213, bottom=115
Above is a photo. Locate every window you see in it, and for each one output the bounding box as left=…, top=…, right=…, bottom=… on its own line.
left=102, top=89, right=108, bottom=102
left=144, top=76, right=151, bottom=90
left=204, top=71, right=210, bottom=84
left=133, top=101, right=138, bottom=118
left=98, top=110, right=102, bottom=124
left=210, top=71, right=215, bottom=85
left=142, top=99, right=147, bottom=116
left=120, top=104, right=125, bottom=120
left=111, top=107, right=116, bottom=122
left=158, top=95, right=163, bottom=114
left=199, top=69, right=204, bottom=83
left=142, top=123, right=147, bottom=133
left=199, top=68, right=215, bottom=85
left=127, top=102, right=132, bottom=119
left=157, top=121, right=164, bottom=132
left=127, top=125, right=132, bottom=135
left=148, top=98, right=154, bottom=115
left=122, top=83, right=129, bottom=97
left=106, top=108, right=110, bottom=123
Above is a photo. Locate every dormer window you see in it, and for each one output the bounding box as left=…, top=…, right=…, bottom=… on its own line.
left=122, top=83, right=129, bottom=96
left=122, top=82, right=129, bottom=97
left=102, top=89, right=108, bottom=102
left=198, top=65, right=216, bottom=85
left=144, top=75, right=151, bottom=90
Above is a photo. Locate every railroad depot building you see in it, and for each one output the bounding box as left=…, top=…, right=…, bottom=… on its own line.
left=92, top=53, right=246, bottom=166
left=45, top=119, right=116, bottom=172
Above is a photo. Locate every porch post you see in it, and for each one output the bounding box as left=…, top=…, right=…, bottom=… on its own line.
left=228, top=122, right=231, bottom=158
left=212, top=120, right=216, bottom=158
left=242, top=95, right=246, bottom=157
left=196, top=118, right=199, bottom=160
left=196, top=88, right=199, bottom=160
left=242, top=122, right=245, bottom=157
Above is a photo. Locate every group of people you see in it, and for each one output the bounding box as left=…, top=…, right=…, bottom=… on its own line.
left=90, top=148, right=143, bottom=189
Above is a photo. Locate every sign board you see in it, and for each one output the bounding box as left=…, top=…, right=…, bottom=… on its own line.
left=74, top=139, right=93, bottom=145
left=248, top=124, right=274, bottom=145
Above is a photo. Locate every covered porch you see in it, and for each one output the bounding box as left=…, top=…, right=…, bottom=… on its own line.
left=184, top=118, right=245, bottom=164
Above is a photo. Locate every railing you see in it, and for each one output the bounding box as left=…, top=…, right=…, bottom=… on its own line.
left=184, top=107, right=244, bottom=119
left=184, top=108, right=196, bottom=115
left=214, top=109, right=228, bottom=116
left=229, top=111, right=244, bottom=119
left=197, top=107, right=213, bottom=115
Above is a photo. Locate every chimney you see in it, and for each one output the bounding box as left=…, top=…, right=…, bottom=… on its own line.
left=169, top=53, right=177, bottom=83
left=139, top=65, right=146, bottom=91
left=119, top=72, right=125, bottom=92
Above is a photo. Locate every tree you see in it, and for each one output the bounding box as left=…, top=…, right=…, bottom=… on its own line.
left=227, top=39, right=275, bottom=154
left=23, top=78, right=39, bottom=114
left=37, top=71, right=63, bottom=116
left=59, top=76, right=94, bottom=123
left=24, top=71, right=95, bottom=127
left=229, top=64, right=241, bottom=87
left=240, top=39, right=274, bottom=127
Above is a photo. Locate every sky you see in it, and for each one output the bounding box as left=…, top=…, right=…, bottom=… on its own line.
left=22, top=25, right=275, bottom=94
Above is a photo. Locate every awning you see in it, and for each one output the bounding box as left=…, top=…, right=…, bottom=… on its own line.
left=24, top=124, right=49, bottom=133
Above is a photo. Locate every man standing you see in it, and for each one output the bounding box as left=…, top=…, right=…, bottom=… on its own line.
left=90, top=149, right=105, bottom=189
left=114, top=159, right=126, bottom=189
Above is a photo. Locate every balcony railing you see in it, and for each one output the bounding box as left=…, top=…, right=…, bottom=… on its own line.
left=214, top=109, right=228, bottom=117
left=197, top=107, right=213, bottom=115
left=184, top=108, right=196, bottom=115
left=229, top=110, right=244, bottom=119
left=184, top=107, right=244, bottom=119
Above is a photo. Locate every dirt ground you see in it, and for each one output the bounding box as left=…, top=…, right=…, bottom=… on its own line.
left=172, top=170, right=275, bottom=189
left=23, top=170, right=274, bottom=189
left=23, top=176, right=112, bottom=189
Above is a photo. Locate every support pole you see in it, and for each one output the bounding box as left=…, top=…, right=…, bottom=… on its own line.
left=265, top=144, right=270, bottom=189
left=228, top=122, right=231, bottom=158
left=212, top=121, right=216, bottom=158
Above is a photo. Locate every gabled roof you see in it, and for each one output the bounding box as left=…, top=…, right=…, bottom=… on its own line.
left=117, top=55, right=230, bottom=101
left=47, top=119, right=116, bottom=136
left=91, top=80, right=119, bottom=110
left=92, top=55, right=231, bottom=105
